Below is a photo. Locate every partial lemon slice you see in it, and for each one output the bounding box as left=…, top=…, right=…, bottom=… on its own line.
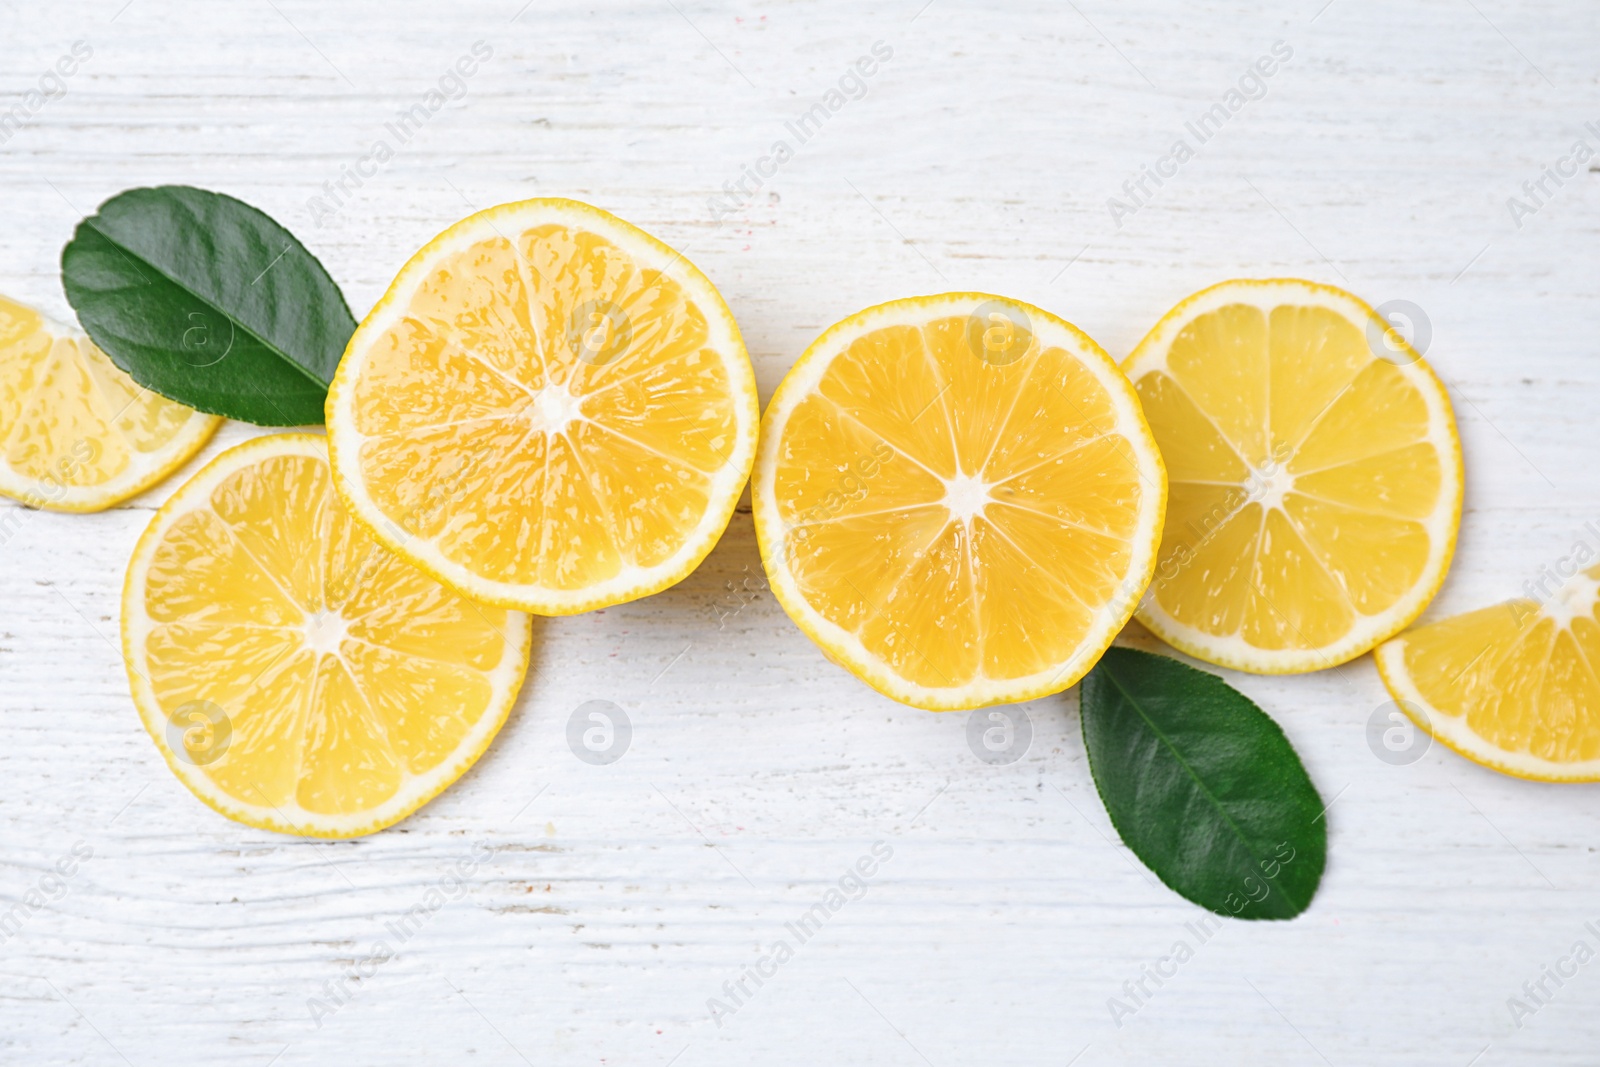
left=123, top=434, right=532, bottom=838
left=1376, top=574, right=1600, bottom=781
left=754, top=293, right=1166, bottom=711
left=1123, top=279, right=1463, bottom=673
left=0, top=294, right=219, bottom=512
left=325, top=198, right=759, bottom=615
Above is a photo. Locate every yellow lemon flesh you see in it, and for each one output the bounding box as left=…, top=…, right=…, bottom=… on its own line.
left=0, top=294, right=218, bottom=511
left=1123, top=279, right=1462, bottom=673
left=1377, top=573, right=1600, bottom=781
left=122, top=434, right=532, bottom=838
left=326, top=198, right=759, bottom=615
left=754, top=293, right=1166, bottom=711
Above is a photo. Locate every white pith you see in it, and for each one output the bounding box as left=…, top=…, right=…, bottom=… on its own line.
left=942, top=471, right=993, bottom=525
left=1542, top=573, right=1600, bottom=630
left=531, top=382, right=584, bottom=438
left=300, top=608, right=351, bottom=658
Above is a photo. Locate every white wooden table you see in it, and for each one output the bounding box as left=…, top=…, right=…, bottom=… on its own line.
left=3, top=1, right=1598, bottom=1063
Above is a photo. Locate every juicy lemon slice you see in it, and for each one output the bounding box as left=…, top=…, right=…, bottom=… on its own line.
left=1123, top=279, right=1463, bottom=673
left=0, top=294, right=219, bottom=512
left=1376, top=575, right=1600, bottom=781
left=122, top=434, right=532, bottom=838
left=326, top=198, right=759, bottom=615
left=753, top=293, right=1166, bottom=711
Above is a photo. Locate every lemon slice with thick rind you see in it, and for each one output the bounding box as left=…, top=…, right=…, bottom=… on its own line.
left=1376, top=573, right=1600, bottom=782
left=1123, top=279, right=1463, bottom=674
left=325, top=199, right=759, bottom=615
left=123, top=434, right=532, bottom=838
left=754, top=293, right=1167, bottom=711
left=0, top=294, right=219, bottom=512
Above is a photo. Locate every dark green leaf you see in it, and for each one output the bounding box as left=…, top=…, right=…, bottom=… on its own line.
left=1080, top=647, right=1326, bottom=920
left=60, top=185, right=355, bottom=426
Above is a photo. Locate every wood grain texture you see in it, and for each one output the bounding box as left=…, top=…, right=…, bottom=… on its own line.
left=3, top=0, right=1599, bottom=1063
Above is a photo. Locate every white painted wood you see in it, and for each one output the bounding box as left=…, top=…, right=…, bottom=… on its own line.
left=3, top=0, right=1598, bottom=1063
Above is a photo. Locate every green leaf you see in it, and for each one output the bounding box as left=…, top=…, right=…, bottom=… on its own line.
left=60, top=185, right=356, bottom=426
left=1079, top=647, right=1326, bottom=920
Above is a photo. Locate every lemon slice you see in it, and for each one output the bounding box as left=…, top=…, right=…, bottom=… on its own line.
left=122, top=434, right=532, bottom=838
left=1376, top=575, right=1600, bottom=781
left=753, top=293, right=1166, bottom=711
left=325, top=198, right=759, bottom=615
left=0, top=294, right=219, bottom=512
left=1123, top=279, right=1463, bottom=673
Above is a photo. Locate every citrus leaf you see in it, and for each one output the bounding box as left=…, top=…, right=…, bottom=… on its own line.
left=60, top=185, right=355, bottom=426
left=1080, top=647, right=1326, bottom=920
